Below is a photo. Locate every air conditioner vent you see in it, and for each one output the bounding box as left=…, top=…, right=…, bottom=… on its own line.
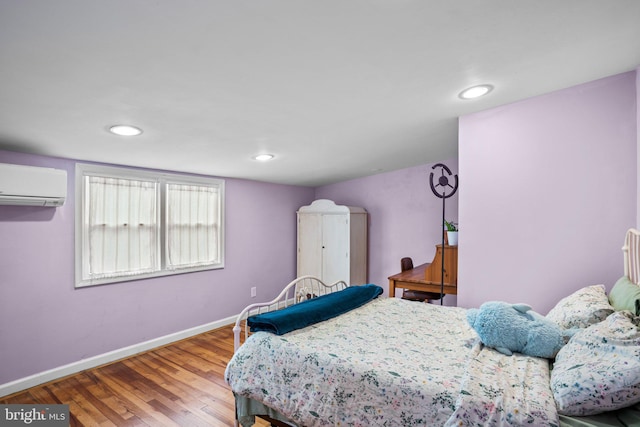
left=0, top=163, right=67, bottom=207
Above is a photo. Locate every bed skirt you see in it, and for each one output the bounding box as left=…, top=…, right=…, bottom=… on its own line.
left=235, top=394, right=299, bottom=427
left=559, top=402, right=640, bottom=427
left=235, top=394, right=640, bottom=427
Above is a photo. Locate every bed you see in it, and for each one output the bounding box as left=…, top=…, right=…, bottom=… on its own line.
left=225, top=230, right=640, bottom=427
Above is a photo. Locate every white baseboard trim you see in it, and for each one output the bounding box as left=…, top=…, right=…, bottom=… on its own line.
left=0, top=314, right=237, bottom=398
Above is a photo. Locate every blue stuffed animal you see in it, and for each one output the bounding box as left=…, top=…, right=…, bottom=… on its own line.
left=466, top=301, right=573, bottom=359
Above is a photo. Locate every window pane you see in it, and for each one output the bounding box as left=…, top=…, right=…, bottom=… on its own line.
left=84, top=176, right=159, bottom=279
left=166, top=183, right=220, bottom=269
left=75, top=163, right=224, bottom=287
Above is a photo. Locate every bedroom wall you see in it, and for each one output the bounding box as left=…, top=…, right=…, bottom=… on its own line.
left=315, top=159, right=459, bottom=306
left=637, top=66, right=640, bottom=229
left=458, top=71, right=637, bottom=313
left=0, top=149, right=315, bottom=386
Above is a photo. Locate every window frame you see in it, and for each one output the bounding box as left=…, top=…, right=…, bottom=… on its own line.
left=75, top=163, right=225, bottom=288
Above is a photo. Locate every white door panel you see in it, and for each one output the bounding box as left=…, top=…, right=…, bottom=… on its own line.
left=322, top=215, right=349, bottom=284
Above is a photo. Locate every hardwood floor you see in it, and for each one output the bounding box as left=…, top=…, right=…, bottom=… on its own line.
left=1, top=324, right=270, bottom=426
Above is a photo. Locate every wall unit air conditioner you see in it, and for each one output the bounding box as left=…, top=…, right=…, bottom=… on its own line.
left=0, top=163, right=67, bottom=207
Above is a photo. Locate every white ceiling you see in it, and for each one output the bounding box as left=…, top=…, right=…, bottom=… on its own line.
left=1, top=1, right=639, bottom=187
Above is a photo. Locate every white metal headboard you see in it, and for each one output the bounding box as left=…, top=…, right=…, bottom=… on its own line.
left=622, top=228, right=640, bottom=285
left=231, top=276, right=348, bottom=352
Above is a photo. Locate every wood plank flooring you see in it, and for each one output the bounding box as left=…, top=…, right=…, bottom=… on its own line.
left=1, top=324, right=270, bottom=426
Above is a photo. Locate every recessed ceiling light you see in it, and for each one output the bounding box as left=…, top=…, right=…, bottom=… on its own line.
left=459, top=84, right=493, bottom=100
left=109, top=125, right=143, bottom=136
left=253, top=154, right=275, bottom=162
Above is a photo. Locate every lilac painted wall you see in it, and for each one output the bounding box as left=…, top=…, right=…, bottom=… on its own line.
left=0, top=150, right=315, bottom=385
left=458, top=71, right=637, bottom=313
left=637, top=67, right=640, bottom=228
left=316, top=160, right=459, bottom=306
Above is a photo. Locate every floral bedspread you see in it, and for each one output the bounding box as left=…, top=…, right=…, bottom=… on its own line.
left=225, top=297, right=559, bottom=426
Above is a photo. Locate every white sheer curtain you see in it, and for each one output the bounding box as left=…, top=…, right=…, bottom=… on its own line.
left=166, top=183, right=219, bottom=269
left=84, top=176, right=159, bottom=280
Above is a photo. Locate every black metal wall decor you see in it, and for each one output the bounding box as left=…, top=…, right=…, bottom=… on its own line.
left=429, top=163, right=458, bottom=304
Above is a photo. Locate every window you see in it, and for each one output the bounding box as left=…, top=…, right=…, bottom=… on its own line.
left=165, top=182, right=221, bottom=269
left=75, top=164, right=224, bottom=287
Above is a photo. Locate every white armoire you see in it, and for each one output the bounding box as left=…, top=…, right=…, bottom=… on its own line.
left=297, top=199, right=368, bottom=285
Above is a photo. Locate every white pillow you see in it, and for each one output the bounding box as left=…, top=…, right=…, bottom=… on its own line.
left=550, top=311, right=640, bottom=415
left=546, top=284, right=614, bottom=329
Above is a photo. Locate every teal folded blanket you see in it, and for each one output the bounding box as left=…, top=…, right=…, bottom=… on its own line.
left=247, top=284, right=383, bottom=335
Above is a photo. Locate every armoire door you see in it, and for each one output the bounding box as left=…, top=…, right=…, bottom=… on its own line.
left=297, top=213, right=323, bottom=278
left=321, top=214, right=349, bottom=284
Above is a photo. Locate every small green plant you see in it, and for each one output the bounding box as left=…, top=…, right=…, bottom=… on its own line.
left=444, top=220, right=458, bottom=232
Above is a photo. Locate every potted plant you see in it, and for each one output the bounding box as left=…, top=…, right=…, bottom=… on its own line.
left=444, top=220, right=458, bottom=246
